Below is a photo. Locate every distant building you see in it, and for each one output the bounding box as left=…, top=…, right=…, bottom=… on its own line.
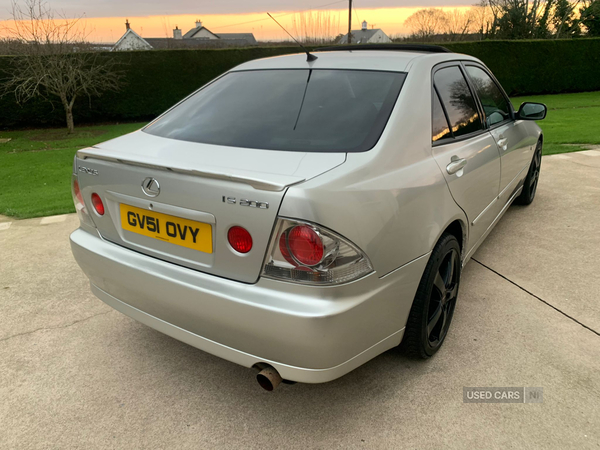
left=337, top=21, right=391, bottom=45
left=112, top=19, right=257, bottom=51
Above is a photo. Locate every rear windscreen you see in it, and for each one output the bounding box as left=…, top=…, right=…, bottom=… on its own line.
left=143, top=69, right=406, bottom=153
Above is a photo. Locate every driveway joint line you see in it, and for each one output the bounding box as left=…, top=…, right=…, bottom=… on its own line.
left=472, top=258, right=600, bottom=337
left=0, top=310, right=113, bottom=344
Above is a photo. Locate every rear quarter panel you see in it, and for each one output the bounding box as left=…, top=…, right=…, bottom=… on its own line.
left=279, top=60, right=467, bottom=277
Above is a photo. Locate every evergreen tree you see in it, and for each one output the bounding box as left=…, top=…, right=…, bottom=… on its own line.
left=580, top=0, right=600, bottom=36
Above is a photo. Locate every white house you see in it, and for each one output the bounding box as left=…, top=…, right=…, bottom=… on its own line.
left=338, top=21, right=392, bottom=45
left=112, top=19, right=257, bottom=51
left=112, top=21, right=153, bottom=51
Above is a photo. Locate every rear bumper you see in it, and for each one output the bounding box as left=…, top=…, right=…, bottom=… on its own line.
left=70, top=228, right=428, bottom=383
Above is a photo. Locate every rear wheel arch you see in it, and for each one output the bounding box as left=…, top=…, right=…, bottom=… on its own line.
left=444, top=219, right=466, bottom=256
left=429, top=218, right=467, bottom=265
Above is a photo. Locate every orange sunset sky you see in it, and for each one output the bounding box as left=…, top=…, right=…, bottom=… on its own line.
left=0, top=1, right=472, bottom=43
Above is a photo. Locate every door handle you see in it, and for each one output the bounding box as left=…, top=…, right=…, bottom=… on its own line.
left=497, top=137, right=508, bottom=151
left=446, top=156, right=467, bottom=175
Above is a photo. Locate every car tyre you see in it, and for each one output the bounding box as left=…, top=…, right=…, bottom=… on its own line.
left=515, top=139, right=542, bottom=205
left=401, top=233, right=461, bottom=359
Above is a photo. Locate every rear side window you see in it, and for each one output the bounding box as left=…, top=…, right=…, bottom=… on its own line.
left=144, top=69, right=406, bottom=153
left=465, top=65, right=512, bottom=127
left=434, top=66, right=483, bottom=139
left=432, top=90, right=452, bottom=142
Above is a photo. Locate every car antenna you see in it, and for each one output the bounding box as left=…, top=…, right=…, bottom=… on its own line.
left=267, top=13, right=318, bottom=62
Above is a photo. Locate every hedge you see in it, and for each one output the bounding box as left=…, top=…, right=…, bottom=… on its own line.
left=0, top=47, right=303, bottom=129
left=444, top=39, right=600, bottom=97
left=1, top=39, right=599, bottom=129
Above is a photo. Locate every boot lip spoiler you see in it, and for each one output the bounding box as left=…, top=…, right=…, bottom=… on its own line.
left=76, top=148, right=306, bottom=192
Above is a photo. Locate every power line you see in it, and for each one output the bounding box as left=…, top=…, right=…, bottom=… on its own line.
left=353, top=0, right=362, bottom=28
left=211, top=0, right=347, bottom=30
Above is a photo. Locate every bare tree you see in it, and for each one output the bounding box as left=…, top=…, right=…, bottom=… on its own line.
left=444, top=9, right=478, bottom=40
left=292, top=10, right=340, bottom=44
left=0, top=0, right=122, bottom=133
left=471, top=1, right=495, bottom=39
left=404, top=8, right=449, bottom=42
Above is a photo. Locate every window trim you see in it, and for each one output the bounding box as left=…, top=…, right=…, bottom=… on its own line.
left=461, top=62, right=515, bottom=130
left=432, top=85, right=453, bottom=142
left=431, top=62, right=488, bottom=147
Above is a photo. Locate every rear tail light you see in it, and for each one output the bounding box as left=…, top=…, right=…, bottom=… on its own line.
left=71, top=156, right=94, bottom=227
left=71, top=175, right=87, bottom=217
left=73, top=179, right=84, bottom=206
left=228, top=226, right=253, bottom=253
left=91, top=193, right=105, bottom=216
left=263, top=218, right=373, bottom=285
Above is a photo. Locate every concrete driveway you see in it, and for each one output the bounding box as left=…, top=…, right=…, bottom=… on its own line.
left=1, top=151, right=599, bottom=449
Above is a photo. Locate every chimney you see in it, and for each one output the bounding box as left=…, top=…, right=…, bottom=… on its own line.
left=361, top=20, right=367, bottom=31
left=195, top=19, right=203, bottom=29
left=125, top=19, right=130, bottom=31
left=173, top=25, right=182, bottom=40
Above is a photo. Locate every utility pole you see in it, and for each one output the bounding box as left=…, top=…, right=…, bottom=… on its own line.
left=348, top=0, right=352, bottom=44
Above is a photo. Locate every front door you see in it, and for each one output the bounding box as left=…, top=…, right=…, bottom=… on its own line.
left=463, top=64, right=533, bottom=202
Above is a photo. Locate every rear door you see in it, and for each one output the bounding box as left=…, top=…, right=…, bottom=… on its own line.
left=431, top=64, right=502, bottom=254
left=463, top=64, right=533, bottom=203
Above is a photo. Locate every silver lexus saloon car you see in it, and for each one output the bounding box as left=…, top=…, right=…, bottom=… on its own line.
left=70, top=45, right=546, bottom=391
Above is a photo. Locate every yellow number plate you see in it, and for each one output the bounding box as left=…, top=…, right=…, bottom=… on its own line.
left=120, top=204, right=213, bottom=254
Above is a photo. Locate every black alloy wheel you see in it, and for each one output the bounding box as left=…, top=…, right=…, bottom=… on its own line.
left=426, top=247, right=459, bottom=349
left=516, top=140, right=543, bottom=205
left=402, top=233, right=461, bottom=358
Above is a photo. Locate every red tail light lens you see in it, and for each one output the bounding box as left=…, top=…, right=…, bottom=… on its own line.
left=286, top=225, right=324, bottom=266
left=91, top=193, right=105, bottom=216
left=228, top=226, right=252, bottom=253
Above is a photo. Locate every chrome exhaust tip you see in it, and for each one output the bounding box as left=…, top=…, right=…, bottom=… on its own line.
left=256, top=366, right=283, bottom=391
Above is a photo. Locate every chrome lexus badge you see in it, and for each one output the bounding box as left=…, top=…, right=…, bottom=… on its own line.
left=141, top=177, right=160, bottom=197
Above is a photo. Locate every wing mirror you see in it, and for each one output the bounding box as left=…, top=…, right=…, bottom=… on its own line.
left=517, top=102, right=547, bottom=121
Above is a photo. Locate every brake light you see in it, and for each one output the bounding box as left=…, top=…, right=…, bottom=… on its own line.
left=281, top=225, right=324, bottom=266
left=228, top=226, right=253, bottom=253
left=264, top=218, right=373, bottom=285
left=91, top=193, right=105, bottom=216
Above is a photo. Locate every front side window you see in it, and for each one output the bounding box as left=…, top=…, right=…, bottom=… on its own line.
left=144, top=69, right=406, bottom=153
left=465, top=65, right=512, bottom=127
left=434, top=66, right=483, bottom=139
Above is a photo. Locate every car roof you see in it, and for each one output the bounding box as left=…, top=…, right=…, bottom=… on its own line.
left=231, top=49, right=476, bottom=73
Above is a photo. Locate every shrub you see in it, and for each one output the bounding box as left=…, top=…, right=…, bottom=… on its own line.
left=1, top=39, right=599, bottom=129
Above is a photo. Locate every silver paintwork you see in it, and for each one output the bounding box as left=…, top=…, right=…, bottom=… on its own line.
left=70, top=228, right=428, bottom=383
left=71, top=49, right=542, bottom=383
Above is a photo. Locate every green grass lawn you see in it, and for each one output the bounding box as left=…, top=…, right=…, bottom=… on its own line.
left=1, top=90, right=599, bottom=219
left=511, top=91, right=600, bottom=155
left=0, top=123, right=145, bottom=219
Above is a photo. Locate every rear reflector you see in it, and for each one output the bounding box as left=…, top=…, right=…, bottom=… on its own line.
left=228, top=226, right=253, bottom=253
left=91, top=193, right=105, bottom=216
